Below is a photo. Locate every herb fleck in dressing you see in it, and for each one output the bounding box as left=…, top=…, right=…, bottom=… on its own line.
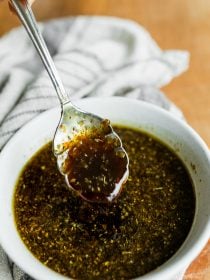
left=14, top=126, right=195, bottom=280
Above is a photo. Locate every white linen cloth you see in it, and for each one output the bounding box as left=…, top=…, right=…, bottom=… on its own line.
left=0, top=16, right=189, bottom=280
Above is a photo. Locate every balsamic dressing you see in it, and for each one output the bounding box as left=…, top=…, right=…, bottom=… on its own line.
left=62, top=120, right=128, bottom=203
left=14, top=126, right=195, bottom=280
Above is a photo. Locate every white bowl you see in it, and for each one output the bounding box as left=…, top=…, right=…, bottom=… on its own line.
left=0, top=97, right=210, bottom=280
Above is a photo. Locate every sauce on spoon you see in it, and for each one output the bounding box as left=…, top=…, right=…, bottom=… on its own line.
left=60, top=119, right=129, bottom=203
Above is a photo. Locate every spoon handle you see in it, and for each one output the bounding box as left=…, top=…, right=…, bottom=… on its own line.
left=10, top=0, right=70, bottom=105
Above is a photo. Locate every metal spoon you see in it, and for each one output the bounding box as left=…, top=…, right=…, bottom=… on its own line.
left=10, top=0, right=129, bottom=203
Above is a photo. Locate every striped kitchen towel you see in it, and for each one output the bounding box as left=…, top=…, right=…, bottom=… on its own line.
left=0, top=16, right=189, bottom=280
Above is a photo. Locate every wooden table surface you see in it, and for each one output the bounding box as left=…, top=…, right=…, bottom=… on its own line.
left=0, top=0, right=210, bottom=279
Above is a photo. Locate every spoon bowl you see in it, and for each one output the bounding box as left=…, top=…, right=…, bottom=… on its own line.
left=54, top=101, right=129, bottom=203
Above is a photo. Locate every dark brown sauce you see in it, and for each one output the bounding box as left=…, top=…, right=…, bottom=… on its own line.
left=62, top=120, right=128, bottom=203
left=14, top=126, right=195, bottom=280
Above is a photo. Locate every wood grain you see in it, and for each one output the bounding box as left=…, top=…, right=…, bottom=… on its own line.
left=0, top=0, right=210, bottom=279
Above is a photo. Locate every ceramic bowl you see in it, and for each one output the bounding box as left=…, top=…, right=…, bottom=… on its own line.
left=0, top=97, right=210, bottom=280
